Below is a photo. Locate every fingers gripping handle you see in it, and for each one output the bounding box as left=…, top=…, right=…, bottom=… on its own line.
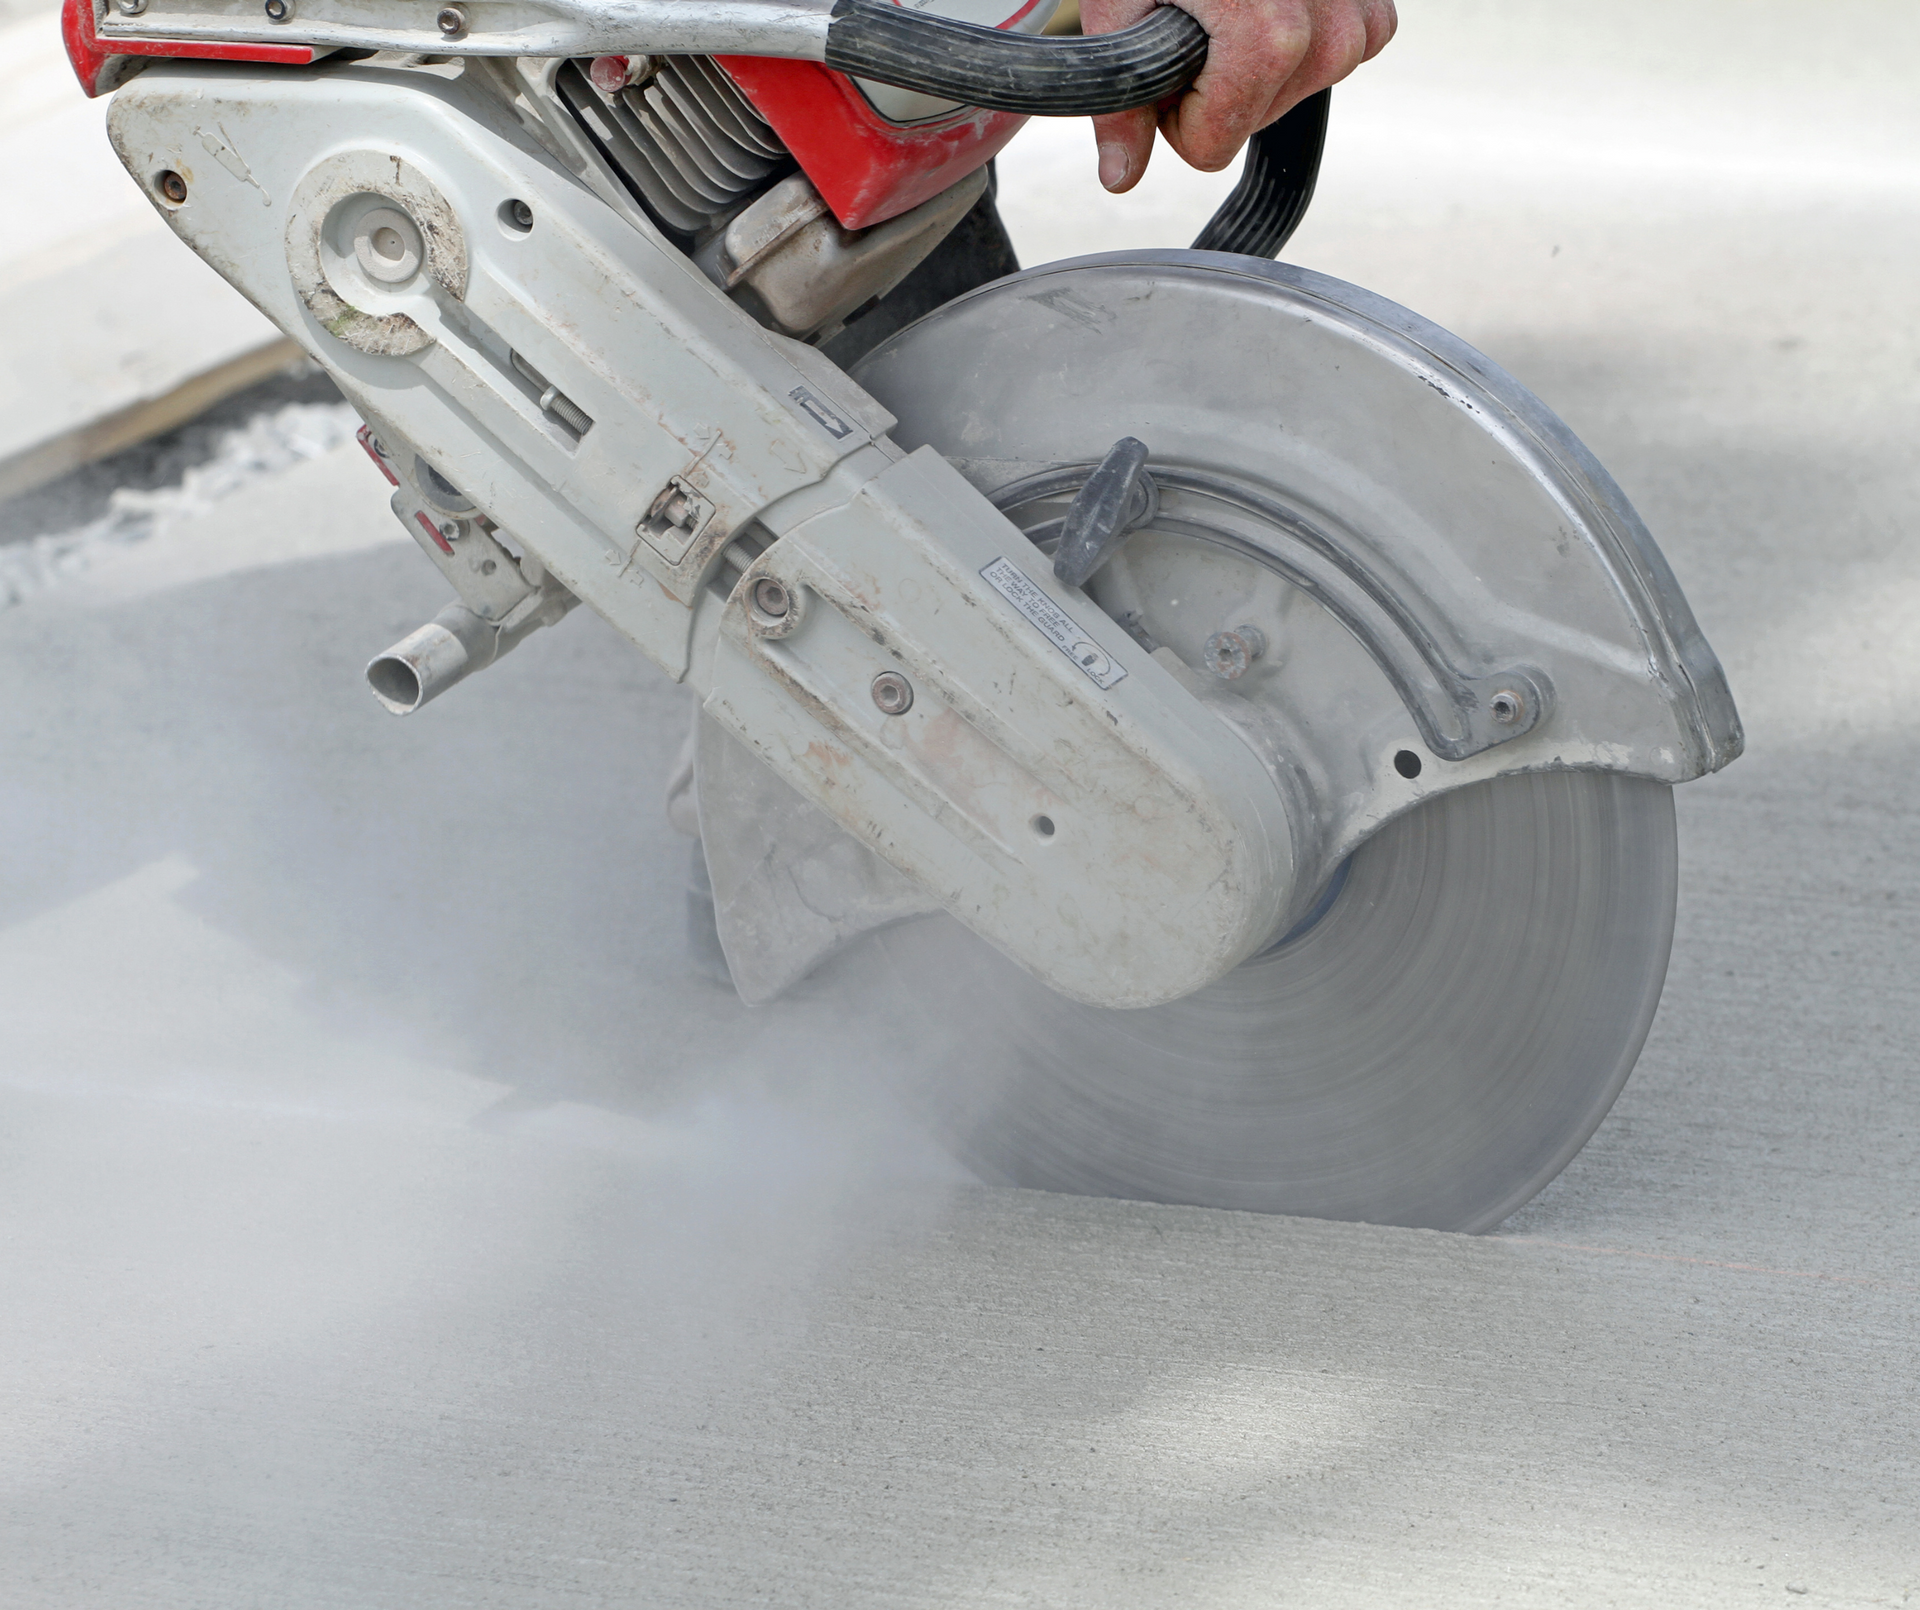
left=823, top=0, right=1209, bottom=116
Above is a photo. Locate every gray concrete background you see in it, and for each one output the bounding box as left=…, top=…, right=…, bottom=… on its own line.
left=3, top=4, right=1918, bottom=1605
left=0, top=0, right=291, bottom=502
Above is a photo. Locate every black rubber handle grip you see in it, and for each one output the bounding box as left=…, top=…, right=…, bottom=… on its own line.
left=1191, top=87, right=1330, bottom=258
left=824, top=0, right=1209, bottom=117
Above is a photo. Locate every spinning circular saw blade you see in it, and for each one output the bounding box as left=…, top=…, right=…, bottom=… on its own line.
left=869, top=769, right=1675, bottom=1233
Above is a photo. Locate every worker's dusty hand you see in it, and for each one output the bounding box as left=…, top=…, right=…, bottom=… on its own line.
left=1080, top=0, right=1396, bottom=192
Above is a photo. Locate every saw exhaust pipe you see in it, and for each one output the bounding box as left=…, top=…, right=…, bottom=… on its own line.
left=367, top=592, right=577, bottom=715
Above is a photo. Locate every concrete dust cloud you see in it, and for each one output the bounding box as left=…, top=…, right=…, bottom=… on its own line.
left=0, top=451, right=976, bottom=1471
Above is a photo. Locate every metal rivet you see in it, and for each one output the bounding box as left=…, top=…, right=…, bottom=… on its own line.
left=751, top=577, right=790, bottom=619
left=156, top=170, right=188, bottom=204
left=352, top=206, right=424, bottom=286
left=262, top=0, right=290, bottom=21
left=1489, top=689, right=1525, bottom=725
left=436, top=4, right=466, bottom=35
left=871, top=671, right=913, bottom=716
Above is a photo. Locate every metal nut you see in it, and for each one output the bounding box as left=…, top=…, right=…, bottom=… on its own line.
left=1202, top=624, right=1267, bottom=681
left=751, top=577, right=790, bottom=619
left=156, top=170, right=188, bottom=204
left=871, top=671, right=913, bottom=716
left=436, top=4, right=466, bottom=35
left=262, top=0, right=290, bottom=21
left=1489, top=689, right=1526, bottom=725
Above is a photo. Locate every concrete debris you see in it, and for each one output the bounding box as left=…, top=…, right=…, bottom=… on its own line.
left=0, top=399, right=357, bottom=608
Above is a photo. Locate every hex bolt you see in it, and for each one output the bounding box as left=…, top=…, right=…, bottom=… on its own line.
left=1202, top=624, right=1267, bottom=681
left=871, top=671, right=914, bottom=716
left=156, top=170, right=188, bottom=204
left=1489, top=689, right=1526, bottom=725
left=436, top=4, right=466, bottom=35
left=262, top=0, right=290, bottom=21
left=751, top=577, right=790, bottom=619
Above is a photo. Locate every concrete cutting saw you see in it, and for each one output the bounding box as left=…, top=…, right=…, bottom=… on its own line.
left=69, top=0, right=1742, bottom=1230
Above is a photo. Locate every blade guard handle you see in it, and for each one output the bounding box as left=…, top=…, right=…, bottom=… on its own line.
left=1053, top=436, right=1153, bottom=589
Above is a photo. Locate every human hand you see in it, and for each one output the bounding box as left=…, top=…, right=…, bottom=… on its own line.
left=1079, top=0, right=1397, bottom=192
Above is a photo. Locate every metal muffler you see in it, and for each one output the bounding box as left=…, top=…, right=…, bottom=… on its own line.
left=368, top=592, right=577, bottom=715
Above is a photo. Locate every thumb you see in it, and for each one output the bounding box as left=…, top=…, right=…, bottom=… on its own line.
left=1092, top=106, right=1157, bottom=193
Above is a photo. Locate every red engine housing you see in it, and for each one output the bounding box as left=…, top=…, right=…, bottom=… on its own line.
left=716, top=56, right=1028, bottom=231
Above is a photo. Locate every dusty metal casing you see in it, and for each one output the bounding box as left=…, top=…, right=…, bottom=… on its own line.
left=703, top=444, right=1300, bottom=1008
left=104, top=62, right=1300, bottom=1007
left=108, top=61, right=896, bottom=678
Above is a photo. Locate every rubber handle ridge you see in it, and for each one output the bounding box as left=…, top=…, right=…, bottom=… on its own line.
left=824, top=0, right=1209, bottom=117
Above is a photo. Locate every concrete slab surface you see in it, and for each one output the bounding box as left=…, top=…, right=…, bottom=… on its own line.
left=0, top=0, right=292, bottom=501
left=3, top=4, right=1919, bottom=1606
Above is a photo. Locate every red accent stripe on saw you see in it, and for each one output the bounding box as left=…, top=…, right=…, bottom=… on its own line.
left=355, top=425, right=401, bottom=486
left=63, top=0, right=314, bottom=98
left=415, top=511, right=455, bottom=556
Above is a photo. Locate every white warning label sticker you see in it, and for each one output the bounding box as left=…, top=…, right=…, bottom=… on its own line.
left=980, top=556, right=1128, bottom=690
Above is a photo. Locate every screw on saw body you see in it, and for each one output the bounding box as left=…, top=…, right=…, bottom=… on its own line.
left=156, top=170, right=188, bottom=204
left=262, top=0, right=290, bottom=20
left=1054, top=437, right=1157, bottom=590
left=501, top=199, right=535, bottom=233
left=436, top=5, right=467, bottom=36
left=751, top=577, right=791, bottom=619
left=588, top=54, right=659, bottom=94
left=1489, top=688, right=1527, bottom=725
left=116, top=0, right=146, bottom=14
left=1203, top=625, right=1267, bottom=681
left=871, top=671, right=914, bottom=716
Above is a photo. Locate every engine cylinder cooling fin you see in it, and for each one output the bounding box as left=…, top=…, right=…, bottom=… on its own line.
left=555, top=55, right=787, bottom=238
